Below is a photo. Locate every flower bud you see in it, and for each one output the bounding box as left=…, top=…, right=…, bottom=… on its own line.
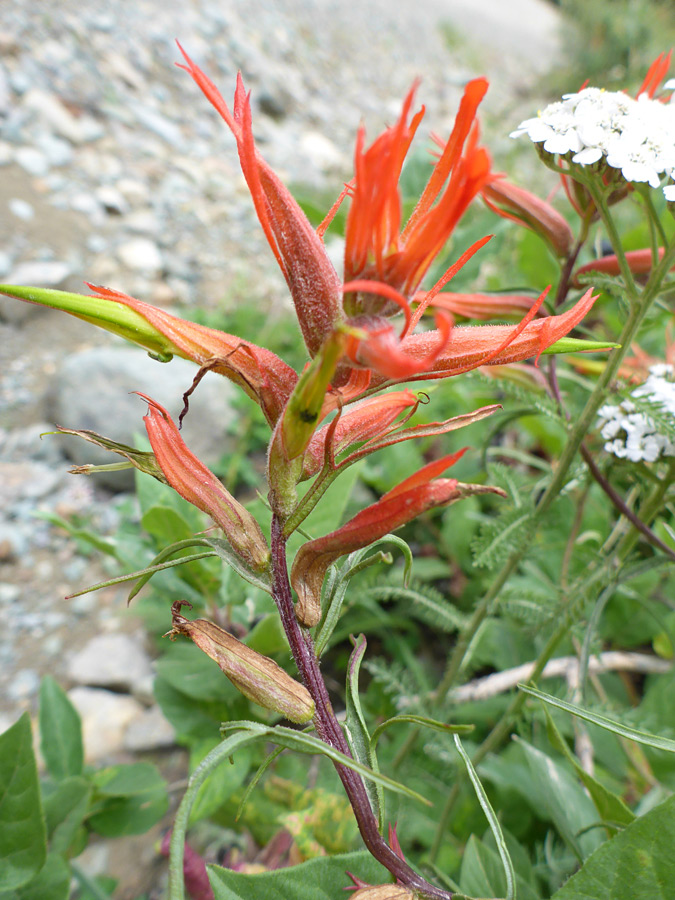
left=483, top=178, right=574, bottom=258
left=573, top=247, right=671, bottom=286
left=169, top=603, right=315, bottom=724
left=140, top=395, right=270, bottom=573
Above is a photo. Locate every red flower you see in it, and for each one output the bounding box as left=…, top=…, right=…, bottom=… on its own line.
left=290, top=451, right=505, bottom=625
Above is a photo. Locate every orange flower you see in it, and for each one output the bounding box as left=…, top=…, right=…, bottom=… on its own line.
left=342, top=79, right=491, bottom=313
left=290, top=451, right=505, bottom=625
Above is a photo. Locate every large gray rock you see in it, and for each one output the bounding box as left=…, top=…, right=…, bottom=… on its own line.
left=50, top=345, right=237, bottom=490
left=67, top=632, right=153, bottom=693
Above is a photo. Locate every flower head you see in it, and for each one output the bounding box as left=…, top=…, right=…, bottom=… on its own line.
left=597, top=364, right=675, bottom=462
left=511, top=53, right=675, bottom=199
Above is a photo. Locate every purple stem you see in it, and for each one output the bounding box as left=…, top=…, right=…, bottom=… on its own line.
left=270, top=516, right=451, bottom=900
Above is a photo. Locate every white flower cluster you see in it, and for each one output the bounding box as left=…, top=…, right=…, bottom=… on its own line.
left=511, top=81, right=675, bottom=200
left=597, top=364, right=675, bottom=462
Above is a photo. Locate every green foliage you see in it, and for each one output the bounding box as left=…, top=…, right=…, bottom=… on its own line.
left=551, top=794, right=675, bottom=899
left=208, top=850, right=389, bottom=900
left=0, top=682, right=169, bottom=897
left=0, top=715, right=47, bottom=891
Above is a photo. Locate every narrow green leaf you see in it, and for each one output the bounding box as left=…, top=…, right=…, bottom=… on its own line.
left=39, top=677, right=83, bottom=779
left=207, top=850, right=389, bottom=900
left=455, top=735, right=516, bottom=900
left=543, top=707, right=635, bottom=830
left=0, top=714, right=47, bottom=890
left=235, top=746, right=285, bottom=822
left=219, top=722, right=431, bottom=807
left=66, top=550, right=217, bottom=599
left=519, top=683, right=675, bottom=753
left=551, top=794, right=675, bottom=899
left=204, top=537, right=272, bottom=595
left=344, top=635, right=383, bottom=829
left=188, top=741, right=251, bottom=824
left=541, top=337, right=620, bottom=355
left=0, top=284, right=174, bottom=357
left=371, top=716, right=473, bottom=747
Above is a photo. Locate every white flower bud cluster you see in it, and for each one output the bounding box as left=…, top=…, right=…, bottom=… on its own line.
left=511, top=82, right=675, bottom=200
left=597, top=364, right=675, bottom=462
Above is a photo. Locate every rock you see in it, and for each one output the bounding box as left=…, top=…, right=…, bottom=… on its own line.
left=95, top=185, right=129, bottom=215
left=67, top=632, right=153, bottom=692
left=0, top=462, right=62, bottom=505
left=8, top=198, right=34, bottom=221
left=0, top=421, right=68, bottom=466
left=117, top=237, right=163, bottom=274
left=22, top=88, right=88, bottom=144
left=14, top=146, right=49, bottom=177
left=123, top=705, right=176, bottom=752
left=6, top=260, right=72, bottom=288
left=50, top=345, right=237, bottom=490
left=0, top=583, right=21, bottom=604
left=7, top=668, right=40, bottom=701
left=67, top=687, right=145, bottom=762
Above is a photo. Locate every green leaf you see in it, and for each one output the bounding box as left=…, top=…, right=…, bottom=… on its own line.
left=38, top=677, right=83, bottom=779
left=541, top=337, right=620, bottom=355
left=220, top=722, right=431, bottom=807
left=371, top=716, right=473, bottom=747
left=93, top=762, right=166, bottom=796
left=0, top=284, right=174, bottom=358
left=204, top=537, right=272, bottom=594
left=188, top=741, right=252, bottom=824
left=343, top=635, right=383, bottom=829
left=454, top=734, right=516, bottom=900
left=543, top=707, right=635, bottom=831
left=0, top=853, right=71, bottom=900
left=0, top=714, right=47, bottom=890
left=88, top=763, right=168, bottom=837
left=42, top=776, right=91, bottom=854
left=362, top=583, right=467, bottom=633
left=208, top=850, right=389, bottom=900
left=551, top=794, right=675, bottom=899
left=66, top=549, right=217, bottom=600
left=516, top=736, right=603, bottom=860
left=519, top=683, right=675, bottom=753
left=472, top=507, right=535, bottom=570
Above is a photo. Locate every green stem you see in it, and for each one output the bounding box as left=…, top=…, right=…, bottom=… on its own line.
left=168, top=734, right=256, bottom=900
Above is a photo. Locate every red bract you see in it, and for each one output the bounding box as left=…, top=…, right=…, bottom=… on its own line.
left=342, top=79, right=491, bottom=312
left=381, top=286, right=597, bottom=383
left=140, top=394, right=270, bottom=573
left=419, top=289, right=542, bottom=320
left=88, top=284, right=296, bottom=426
left=177, top=44, right=344, bottom=358
left=482, top=178, right=575, bottom=259
left=290, top=451, right=505, bottom=625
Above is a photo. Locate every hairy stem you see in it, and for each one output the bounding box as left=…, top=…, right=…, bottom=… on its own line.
left=270, top=516, right=451, bottom=899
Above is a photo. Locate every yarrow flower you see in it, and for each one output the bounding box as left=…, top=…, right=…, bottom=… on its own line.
left=511, top=52, right=675, bottom=199
left=597, top=364, right=675, bottom=462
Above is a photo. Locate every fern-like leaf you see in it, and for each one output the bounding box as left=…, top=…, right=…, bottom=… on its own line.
left=471, top=506, right=535, bottom=570
left=361, top=582, right=467, bottom=633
